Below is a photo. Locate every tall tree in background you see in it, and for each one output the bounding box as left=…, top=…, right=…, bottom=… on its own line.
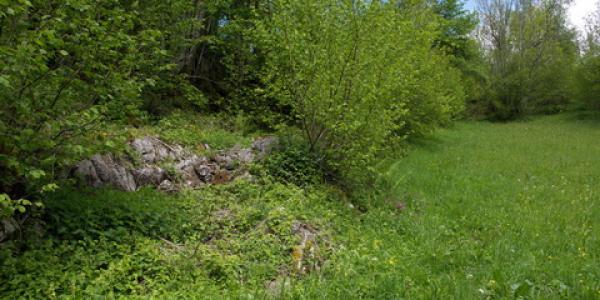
left=575, top=1, right=600, bottom=109
left=431, top=0, right=489, bottom=116
left=432, top=0, right=479, bottom=59
left=476, top=0, right=577, bottom=119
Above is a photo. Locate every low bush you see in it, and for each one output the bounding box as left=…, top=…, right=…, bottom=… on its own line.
left=262, top=135, right=324, bottom=187
left=0, top=181, right=344, bottom=298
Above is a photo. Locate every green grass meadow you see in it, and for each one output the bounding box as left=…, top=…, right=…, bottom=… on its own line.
left=294, top=114, right=600, bottom=299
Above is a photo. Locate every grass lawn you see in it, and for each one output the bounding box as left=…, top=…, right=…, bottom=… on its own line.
left=295, top=114, right=600, bottom=299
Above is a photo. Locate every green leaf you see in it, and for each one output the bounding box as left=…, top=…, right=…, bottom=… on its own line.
left=0, top=76, right=10, bottom=88
left=29, top=169, right=46, bottom=179
left=41, top=183, right=59, bottom=193
left=59, top=50, right=69, bottom=56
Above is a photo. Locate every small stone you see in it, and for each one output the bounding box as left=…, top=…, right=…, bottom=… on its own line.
left=158, top=179, right=176, bottom=192
left=194, top=164, right=215, bottom=183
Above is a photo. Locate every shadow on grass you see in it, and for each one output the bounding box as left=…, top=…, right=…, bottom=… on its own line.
left=554, top=110, right=600, bottom=131
left=565, top=110, right=600, bottom=121
left=406, top=134, right=447, bottom=153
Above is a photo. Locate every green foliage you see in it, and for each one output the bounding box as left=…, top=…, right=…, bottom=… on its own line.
left=0, top=0, right=205, bottom=210
left=263, top=135, right=324, bottom=187
left=576, top=51, right=600, bottom=110
left=475, top=0, right=578, bottom=120
left=6, top=114, right=599, bottom=298
left=0, top=194, right=41, bottom=219
left=127, top=111, right=255, bottom=151
left=0, top=181, right=343, bottom=298
left=432, top=0, right=479, bottom=60
left=576, top=4, right=600, bottom=111
left=132, top=0, right=207, bottom=116
left=257, top=0, right=464, bottom=187
left=43, top=188, right=192, bottom=242
left=176, top=0, right=291, bottom=128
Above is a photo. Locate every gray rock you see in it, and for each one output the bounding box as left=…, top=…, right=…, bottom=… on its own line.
left=194, top=164, right=216, bottom=183
left=130, top=136, right=185, bottom=163
left=75, top=154, right=137, bottom=191
left=89, top=154, right=112, bottom=182
left=132, top=166, right=166, bottom=187
left=235, top=149, right=255, bottom=163
left=0, top=218, right=18, bottom=243
left=93, top=155, right=137, bottom=191
left=75, top=160, right=102, bottom=187
left=74, top=136, right=275, bottom=191
left=214, top=155, right=236, bottom=170
left=175, top=156, right=207, bottom=187
left=158, top=179, right=176, bottom=192
left=291, top=221, right=322, bottom=274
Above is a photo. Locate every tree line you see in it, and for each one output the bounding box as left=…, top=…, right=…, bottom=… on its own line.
left=0, top=0, right=598, bottom=215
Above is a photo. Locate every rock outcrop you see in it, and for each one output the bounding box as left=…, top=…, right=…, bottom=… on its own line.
left=0, top=218, right=18, bottom=243
left=74, top=136, right=277, bottom=192
left=75, top=154, right=137, bottom=191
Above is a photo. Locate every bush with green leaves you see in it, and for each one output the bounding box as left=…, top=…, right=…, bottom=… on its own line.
left=576, top=52, right=600, bottom=110
left=0, top=0, right=204, bottom=209
left=256, top=0, right=464, bottom=187
left=263, top=135, right=324, bottom=187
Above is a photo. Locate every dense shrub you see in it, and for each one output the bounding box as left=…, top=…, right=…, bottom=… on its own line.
left=576, top=48, right=600, bottom=110
left=256, top=0, right=465, bottom=187
left=573, top=2, right=600, bottom=111
left=263, top=135, right=324, bottom=187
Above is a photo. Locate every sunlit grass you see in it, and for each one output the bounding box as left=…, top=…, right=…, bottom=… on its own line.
left=296, top=113, right=600, bottom=299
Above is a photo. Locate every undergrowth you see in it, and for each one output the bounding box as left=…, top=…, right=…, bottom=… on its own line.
left=0, top=180, right=347, bottom=298
left=2, top=114, right=599, bottom=299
